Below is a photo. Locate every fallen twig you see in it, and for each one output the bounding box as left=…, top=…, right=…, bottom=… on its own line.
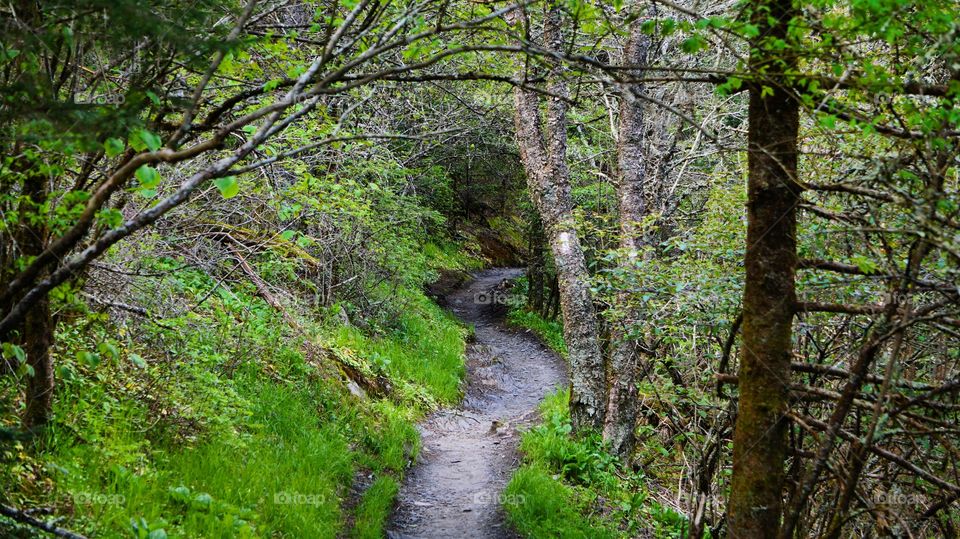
left=0, top=504, right=88, bottom=539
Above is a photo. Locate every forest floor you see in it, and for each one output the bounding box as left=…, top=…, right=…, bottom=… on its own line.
left=387, top=268, right=567, bottom=538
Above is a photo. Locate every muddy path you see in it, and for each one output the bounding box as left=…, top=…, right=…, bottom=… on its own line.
left=387, top=268, right=567, bottom=539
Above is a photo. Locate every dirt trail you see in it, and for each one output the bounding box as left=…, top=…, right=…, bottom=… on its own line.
left=387, top=268, right=567, bottom=539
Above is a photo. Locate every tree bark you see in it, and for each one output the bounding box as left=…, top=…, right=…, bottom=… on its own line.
left=526, top=215, right=546, bottom=314
left=22, top=295, right=54, bottom=429
left=603, top=16, right=650, bottom=458
left=509, top=5, right=606, bottom=431
left=727, top=0, right=800, bottom=534
left=17, top=163, right=56, bottom=429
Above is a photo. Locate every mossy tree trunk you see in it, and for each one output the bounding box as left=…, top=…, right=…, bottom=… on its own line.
left=727, top=0, right=800, bottom=534
left=15, top=161, right=56, bottom=430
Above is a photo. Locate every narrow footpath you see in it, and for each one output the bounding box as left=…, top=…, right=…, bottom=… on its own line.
left=387, top=268, right=567, bottom=538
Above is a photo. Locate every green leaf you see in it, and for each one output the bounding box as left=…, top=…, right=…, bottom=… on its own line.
left=741, top=24, right=760, bottom=38
left=851, top=255, right=879, bottom=274
left=213, top=176, right=239, bottom=199
left=130, top=129, right=163, bottom=152
left=98, top=341, right=120, bottom=361
left=61, top=26, right=75, bottom=49
left=285, top=65, right=306, bottom=80
left=661, top=18, right=677, bottom=35
left=135, top=166, right=161, bottom=189
left=18, top=363, right=35, bottom=377
left=136, top=165, right=161, bottom=198
left=129, top=354, right=147, bottom=369
left=170, top=485, right=191, bottom=499
left=104, top=137, right=125, bottom=158
left=937, top=198, right=958, bottom=214
left=680, top=35, right=708, bottom=54
left=2, top=342, right=27, bottom=363
left=56, top=364, right=76, bottom=382
left=77, top=350, right=101, bottom=368
left=193, top=493, right=213, bottom=508
left=142, top=131, right=162, bottom=152
left=263, top=78, right=282, bottom=92
left=96, top=208, right=124, bottom=228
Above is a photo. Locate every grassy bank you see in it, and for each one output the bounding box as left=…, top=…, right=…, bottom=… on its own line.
left=1, top=255, right=473, bottom=538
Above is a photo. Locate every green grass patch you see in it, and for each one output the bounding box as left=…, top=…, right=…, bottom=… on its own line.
left=504, top=465, right=614, bottom=539
left=330, top=289, right=466, bottom=404
left=1, top=264, right=468, bottom=538
left=351, top=476, right=400, bottom=539
left=504, top=390, right=695, bottom=539
left=507, top=308, right=567, bottom=357
left=422, top=240, right=484, bottom=272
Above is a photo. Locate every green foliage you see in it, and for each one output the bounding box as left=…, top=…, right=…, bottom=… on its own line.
left=504, top=466, right=614, bottom=539
left=330, top=289, right=467, bottom=405
left=1, top=250, right=469, bottom=537
left=213, top=177, right=240, bottom=199
left=1, top=0, right=228, bottom=146
left=519, top=392, right=617, bottom=489
left=507, top=308, right=567, bottom=357
left=505, top=391, right=696, bottom=539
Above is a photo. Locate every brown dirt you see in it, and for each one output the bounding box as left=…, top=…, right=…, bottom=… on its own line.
left=387, top=268, right=567, bottom=539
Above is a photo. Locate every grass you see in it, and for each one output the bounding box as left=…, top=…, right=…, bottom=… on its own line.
left=422, top=240, right=485, bottom=272
left=505, top=388, right=695, bottom=538
left=0, top=263, right=468, bottom=538
left=23, top=351, right=365, bottom=538
left=503, top=391, right=616, bottom=539
left=507, top=308, right=567, bottom=357
left=504, top=466, right=613, bottom=539
left=330, top=288, right=467, bottom=405
left=352, top=476, right=400, bottom=539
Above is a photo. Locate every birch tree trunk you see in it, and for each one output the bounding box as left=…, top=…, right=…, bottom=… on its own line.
left=510, top=5, right=606, bottom=431
left=727, top=0, right=800, bottom=533
left=603, top=16, right=651, bottom=458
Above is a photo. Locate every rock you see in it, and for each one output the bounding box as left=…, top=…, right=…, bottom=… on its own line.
left=346, top=379, right=367, bottom=400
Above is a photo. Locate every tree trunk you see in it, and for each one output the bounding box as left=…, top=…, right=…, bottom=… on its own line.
left=509, top=5, right=606, bottom=431
left=526, top=215, right=546, bottom=314
left=16, top=164, right=56, bottom=430
left=22, top=295, right=54, bottom=430
left=603, top=16, right=650, bottom=459
left=547, top=275, right=560, bottom=320
left=727, top=0, right=800, bottom=534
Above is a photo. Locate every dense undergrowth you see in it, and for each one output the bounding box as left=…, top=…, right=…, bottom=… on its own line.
left=1, top=246, right=479, bottom=538
left=506, top=308, right=699, bottom=539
